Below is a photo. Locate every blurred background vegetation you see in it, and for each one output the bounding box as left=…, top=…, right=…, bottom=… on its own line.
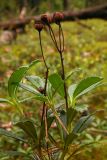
left=0, top=0, right=107, bottom=160
left=0, top=0, right=107, bottom=19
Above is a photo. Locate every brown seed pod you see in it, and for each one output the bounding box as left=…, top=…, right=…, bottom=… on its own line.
left=41, top=14, right=51, bottom=25
left=34, top=22, right=44, bottom=32
left=53, top=12, right=64, bottom=24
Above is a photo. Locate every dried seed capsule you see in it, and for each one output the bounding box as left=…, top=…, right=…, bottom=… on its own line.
left=53, top=12, right=64, bottom=24
left=41, top=14, right=51, bottom=25
left=34, top=22, right=44, bottom=32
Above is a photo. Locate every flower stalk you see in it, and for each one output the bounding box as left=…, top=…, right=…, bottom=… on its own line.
left=35, top=22, right=50, bottom=158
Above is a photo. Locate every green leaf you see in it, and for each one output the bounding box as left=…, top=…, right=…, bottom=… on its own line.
left=47, top=80, right=53, bottom=99
left=19, top=83, right=47, bottom=102
left=29, top=59, right=40, bottom=68
left=68, top=84, right=77, bottom=103
left=60, top=110, right=67, bottom=127
left=60, top=110, right=67, bottom=139
left=0, top=98, right=13, bottom=105
left=68, top=77, right=103, bottom=101
left=19, top=83, right=40, bottom=95
left=26, top=75, right=44, bottom=89
left=73, top=77, right=103, bottom=99
left=8, top=59, right=40, bottom=99
left=65, top=132, right=77, bottom=147
left=49, top=73, right=65, bottom=97
left=55, top=102, right=65, bottom=110
left=65, top=111, right=98, bottom=148
left=19, top=96, right=38, bottom=103
left=0, top=128, right=26, bottom=142
left=67, top=108, right=77, bottom=126
left=72, top=115, right=94, bottom=134
left=8, top=66, right=28, bottom=99
left=15, top=119, right=37, bottom=142
left=75, top=104, right=88, bottom=113
left=65, top=68, right=81, bottom=80
left=26, top=76, right=53, bottom=100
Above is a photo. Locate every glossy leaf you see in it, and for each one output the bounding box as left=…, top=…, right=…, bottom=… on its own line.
left=19, top=96, right=38, bottom=103
left=15, top=119, right=37, bottom=142
left=72, top=115, right=94, bottom=134
left=75, top=104, right=88, bottom=113
left=65, top=68, right=81, bottom=80
left=67, top=108, right=77, bottom=126
left=60, top=110, right=67, bottom=127
left=68, top=77, right=103, bottom=101
left=29, top=59, right=40, bottom=68
left=73, top=77, right=103, bottom=99
left=49, top=73, right=65, bottom=97
left=26, top=75, right=44, bottom=89
left=68, top=84, right=77, bottom=103
left=8, top=59, right=40, bottom=99
left=60, top=110, right=67, bottom=139
left=47, top=80, right=53, bottom=99
left=8, top=66, right=28, bottom=99
left=65, top=113, right=95, bottom=147
left=19, top=83, right=40, bottom=95
left=65, top=132, right=77, bottom=147
left=0, top=128, right=26, bottom=142
left=19, top=83, right=47, bottom=102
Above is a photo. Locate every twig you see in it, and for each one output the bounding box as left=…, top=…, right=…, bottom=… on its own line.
left=52, top=108, right=69, bottom=135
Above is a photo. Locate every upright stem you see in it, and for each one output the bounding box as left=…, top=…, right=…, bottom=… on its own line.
left=59, top=23, right=68, bottom=110
left=59, top=51, right=68, bottom=110
left=38, top=31, right=50, bottom=159
left=59, top=23, right=64, bottom=52
left=39, top=31, right=48, bottom=69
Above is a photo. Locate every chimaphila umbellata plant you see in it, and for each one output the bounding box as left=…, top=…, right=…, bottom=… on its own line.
left=0, top=12, right=104, bottom=160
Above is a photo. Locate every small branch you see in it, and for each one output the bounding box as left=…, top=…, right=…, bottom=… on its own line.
left=1, top=3, right=107, bottom=30
left=52, top=108, right=69, bottom=135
